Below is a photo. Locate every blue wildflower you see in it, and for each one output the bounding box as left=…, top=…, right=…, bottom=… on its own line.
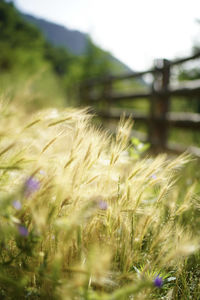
left=154, top=276, right=163, bottom=288
left=18, top=225, right=29, bottom=237
left=98, top=200, right=108, bottom=210
left=24, top=176, right=40, bottom=197
left=12, top=200, right=22, bottom=210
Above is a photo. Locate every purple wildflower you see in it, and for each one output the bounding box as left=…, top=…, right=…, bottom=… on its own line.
left=18, top=225, right=29, bottom=237
left=98, top=200, right=108, bottom=210
left=24, top=176, right=40, bottom=197
left=151, top=174, right=157, bottom=180
left=154, top=276, right=163, bottom=288
left=12, top=200, right=22, bottom=210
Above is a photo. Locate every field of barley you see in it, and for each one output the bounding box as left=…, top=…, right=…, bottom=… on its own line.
left=0, top=80, right=200, bottom=300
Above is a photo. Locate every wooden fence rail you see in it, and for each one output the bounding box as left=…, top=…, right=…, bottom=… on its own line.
left=80, top=52, right=200, bottom=156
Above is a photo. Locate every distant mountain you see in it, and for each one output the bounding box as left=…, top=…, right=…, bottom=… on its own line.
left=22, top=14, right=87, bottom=56
left=22, top=13, right=132, bottom=73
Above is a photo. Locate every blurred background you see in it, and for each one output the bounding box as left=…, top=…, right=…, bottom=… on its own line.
left=1, top=0, right=200, bottom=153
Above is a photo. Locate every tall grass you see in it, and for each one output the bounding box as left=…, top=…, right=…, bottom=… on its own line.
left=0, top=91, right=200, bottom=299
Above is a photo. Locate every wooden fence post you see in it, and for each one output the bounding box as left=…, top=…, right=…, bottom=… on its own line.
left=79, top=82, right=91, bottom=106
left=100, top=80, right=112, bottom=110
left=149, top=59, right=170, bottom=152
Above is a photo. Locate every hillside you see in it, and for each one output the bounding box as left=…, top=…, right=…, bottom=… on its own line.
left=22, top=14, right=87, bottom=56
left=22, top=13, right=132, bottom=73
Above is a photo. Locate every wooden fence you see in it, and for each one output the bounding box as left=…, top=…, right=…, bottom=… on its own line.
left=80, top=52, right=200, bottom=156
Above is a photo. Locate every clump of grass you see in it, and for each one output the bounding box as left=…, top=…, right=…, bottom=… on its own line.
left=0, top=98, right=199, bottom=299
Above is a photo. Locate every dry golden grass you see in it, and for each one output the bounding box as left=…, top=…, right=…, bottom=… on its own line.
left=0, top=98, right=199, bottom=299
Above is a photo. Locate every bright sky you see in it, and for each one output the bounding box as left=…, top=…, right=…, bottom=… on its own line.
left=14, top=0, right=200, bottom=71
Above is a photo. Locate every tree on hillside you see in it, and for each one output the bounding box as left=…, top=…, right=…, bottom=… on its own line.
left=0, top=0, right=46, bottom=72
left=0, top=0, right=117, bottom=106
left=44, top=43, right=74, bottom=77
left=177, top=20, right=200, bottom=116
left=178, top=20, right=200, bottom=82
left=80, top=37, right=112, bottom=80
